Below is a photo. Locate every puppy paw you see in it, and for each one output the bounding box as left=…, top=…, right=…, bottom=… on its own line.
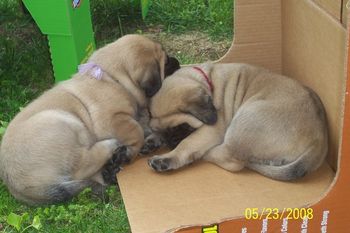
left=140, top=134, right=163, bottom=155
left=112, top=145, right=133, bottom=164
left=102, top=145, right=133, bottom=185
left=102, top=164, right=121, bottom=185
left=148, top=156, right=173, bottom=172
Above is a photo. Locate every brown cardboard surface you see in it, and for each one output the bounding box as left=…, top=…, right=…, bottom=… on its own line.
left=219, top=0, right=282, bottom=73
left=312, top=0, right=342, bottom=20
left=220, top=43, right=281, bottom=74
left=282, top=0, right=346, bottom=170
left=117, top=156, right=334, bottom=233
left=342, top=0, right=348, bottom=27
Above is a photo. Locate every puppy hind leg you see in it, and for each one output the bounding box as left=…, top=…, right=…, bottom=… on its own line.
left=204, top=144, right=244, bottom=172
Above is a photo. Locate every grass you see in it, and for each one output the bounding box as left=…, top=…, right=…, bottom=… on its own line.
left=0, top=0, right=232, bottom=232
left=0, top=184, right=129, bottom=233
left=0, top=1, right=53, bottom=123
left=145, top=0, right=233, bottom=40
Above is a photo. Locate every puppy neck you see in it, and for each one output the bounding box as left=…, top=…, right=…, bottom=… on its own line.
left=113, top=73, right=147, bottom=107
left=86, top=61, right=147, bottom=108
left=192, top=66, right=213, bottom=93
left=188, top=63, right=214, bottom=95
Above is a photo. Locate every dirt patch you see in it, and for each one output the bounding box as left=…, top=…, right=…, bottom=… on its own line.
left=144, top=31, right=232, bottom=63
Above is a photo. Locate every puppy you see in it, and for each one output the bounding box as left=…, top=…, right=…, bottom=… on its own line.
left=148, top=63, right=328, bottom=181
left=0, top=34, right=179, bottom=205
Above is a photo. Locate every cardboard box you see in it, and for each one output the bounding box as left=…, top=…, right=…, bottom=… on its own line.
left=312, top=0, right=342, bottom=20
left=117, top=0, right=350, bottom=232
left=22, top=0, right=95, bottom=82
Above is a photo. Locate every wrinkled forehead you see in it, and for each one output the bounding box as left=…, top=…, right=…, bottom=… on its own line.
left=150, top=79, right=183, bottom=113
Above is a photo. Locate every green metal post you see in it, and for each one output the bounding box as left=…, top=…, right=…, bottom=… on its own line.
left=22, top=0, right=96, bottom=82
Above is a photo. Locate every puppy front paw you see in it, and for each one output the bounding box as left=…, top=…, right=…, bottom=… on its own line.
left=148, top=156, right=173, bottom=172
left=140, top=134, right=163, bottom=155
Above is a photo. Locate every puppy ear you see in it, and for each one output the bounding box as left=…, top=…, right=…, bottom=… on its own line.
left=141, top=66, right=162, bottom=97
left=164, top=56, right=180, bottom=78
left=187, top=94, right=217, bottom=125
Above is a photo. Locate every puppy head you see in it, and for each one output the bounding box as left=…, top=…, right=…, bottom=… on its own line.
left=89, top=34, right=180, bottom=97
left=141, top=55, right=180, bottom=97
left=150, top=66, right=217, bottom=134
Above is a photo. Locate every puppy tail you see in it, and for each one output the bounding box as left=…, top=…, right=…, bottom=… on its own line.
left=19, top=180, right=94, bottom=205
left=247, top=157, right=307, bottom=181
left=246, top=142, right=326, bottom=181
left=45, top=180, right=94, bottom=203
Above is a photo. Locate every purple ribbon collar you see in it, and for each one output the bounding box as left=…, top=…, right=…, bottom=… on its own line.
left=78, top=62, right=103, bottom=80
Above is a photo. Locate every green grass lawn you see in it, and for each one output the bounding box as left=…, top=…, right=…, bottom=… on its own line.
left=0, top=0, right=233, bottom=232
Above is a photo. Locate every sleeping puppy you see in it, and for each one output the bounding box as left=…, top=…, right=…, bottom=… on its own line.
left=148, top=63, right=328, bottom=181
left=0, top=34, right=179, bottom=205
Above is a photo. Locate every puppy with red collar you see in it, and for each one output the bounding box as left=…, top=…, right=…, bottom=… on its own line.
left=148, top=63, right=328, bottom=181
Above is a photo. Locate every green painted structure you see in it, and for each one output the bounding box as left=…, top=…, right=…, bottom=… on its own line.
left=22, top=0, right=96, bottom=82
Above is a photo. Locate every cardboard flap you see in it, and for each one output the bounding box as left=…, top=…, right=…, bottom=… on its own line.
left=118, top=157, right=334, bottom=233
left=312, top=0, right=342, bottom=20
left=219, top=0, right=282, bottom=73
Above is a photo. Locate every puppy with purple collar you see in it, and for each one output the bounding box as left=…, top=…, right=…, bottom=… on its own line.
left=0, top=35, right=179, bottom=205
left=148, top=63, right=328, bottom=181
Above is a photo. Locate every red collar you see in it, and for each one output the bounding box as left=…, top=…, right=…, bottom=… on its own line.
left=192, top=66, right=213, bottom=93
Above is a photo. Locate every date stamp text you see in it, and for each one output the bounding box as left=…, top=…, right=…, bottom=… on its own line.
left=244, top=208, right=314, bottom=220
